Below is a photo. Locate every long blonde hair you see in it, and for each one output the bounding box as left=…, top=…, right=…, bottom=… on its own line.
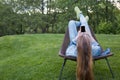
left=76, top=32, right=94, bottom=80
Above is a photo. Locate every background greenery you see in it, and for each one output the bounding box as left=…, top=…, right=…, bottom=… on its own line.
left=0, top=0, right=120, bottom=36
left=0, top=34, right=120, bottom=80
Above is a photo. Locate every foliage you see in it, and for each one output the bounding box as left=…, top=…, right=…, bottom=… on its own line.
left=0, top=34, right=120, bottom=80
left=97, top=21, right=113, bottom=34
left=0, top=0, right=120, bottom=36
left=0, top=2, right=18, bottom=36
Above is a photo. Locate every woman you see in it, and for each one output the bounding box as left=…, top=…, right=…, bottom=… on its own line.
left=66, top=6, right=102, bottom=57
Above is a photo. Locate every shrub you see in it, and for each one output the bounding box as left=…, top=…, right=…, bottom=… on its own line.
left=97, top=21, right=114, bottom=34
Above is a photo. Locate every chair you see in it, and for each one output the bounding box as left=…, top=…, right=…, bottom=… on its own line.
left=58, top=26, right=114, bottom=80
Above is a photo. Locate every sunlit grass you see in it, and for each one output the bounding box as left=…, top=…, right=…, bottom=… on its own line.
left=0, top=34, right=119, bottom=80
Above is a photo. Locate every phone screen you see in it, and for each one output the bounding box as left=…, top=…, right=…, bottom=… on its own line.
left=81, top=26, right=85, bottom=32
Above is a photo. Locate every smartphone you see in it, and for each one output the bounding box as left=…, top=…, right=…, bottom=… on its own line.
left=81, top=26, right=86, bottom=32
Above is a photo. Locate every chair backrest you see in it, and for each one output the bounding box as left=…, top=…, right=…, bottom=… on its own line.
left=59, top=26, right=113, bottom=60
left=59, top=27, right=70, bottom=57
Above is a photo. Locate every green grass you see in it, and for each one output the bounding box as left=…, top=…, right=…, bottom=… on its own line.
left=0, top=34, right=120, bottom=80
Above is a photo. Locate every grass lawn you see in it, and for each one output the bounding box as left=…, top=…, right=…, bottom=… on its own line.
left=0, top=34, right=120, bottom=80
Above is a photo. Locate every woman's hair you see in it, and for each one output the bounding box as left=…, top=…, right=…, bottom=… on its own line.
left=76, top=32, right=94, bottom=80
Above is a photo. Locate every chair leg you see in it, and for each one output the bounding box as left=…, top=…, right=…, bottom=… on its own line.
left=105, top=58, right=114, bottom=78
left=59, top=59, right=67, bottom=80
